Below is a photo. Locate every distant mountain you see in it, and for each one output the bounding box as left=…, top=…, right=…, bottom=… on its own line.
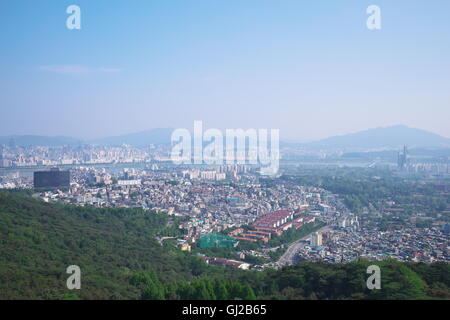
left=4, top=125, right=450, bottom=150
left=91, top=128, right=174, bottom=146
left=0, top=129, right=175, bottom=147
left=304, top=125, right=450, bottom=151
left=0, top=135, right=83, bottom=147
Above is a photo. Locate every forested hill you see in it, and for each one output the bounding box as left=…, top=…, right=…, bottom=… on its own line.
left=0, top=191, right=199, bottom=299
left=1, top=191, right=449, bottom=300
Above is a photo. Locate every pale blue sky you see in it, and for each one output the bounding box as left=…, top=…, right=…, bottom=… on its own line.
left=0, top=0, right=449, bottom=140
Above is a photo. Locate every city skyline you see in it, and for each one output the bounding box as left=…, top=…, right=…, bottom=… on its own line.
left=1, top=1, right=450, bottom=140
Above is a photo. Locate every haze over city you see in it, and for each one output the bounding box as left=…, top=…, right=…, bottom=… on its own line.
left=1, top=0, right=450, bottom=140
left=2, top=0, right=450, bottom=307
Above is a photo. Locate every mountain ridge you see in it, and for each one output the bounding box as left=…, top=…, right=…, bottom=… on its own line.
left=0, top=135, right=84, bottom=147
left=302, top=125, right=450, bottom=151
left=2, top=125, right=450, bottom=150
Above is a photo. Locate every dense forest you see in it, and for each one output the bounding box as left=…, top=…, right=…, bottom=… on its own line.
left=130, top=260, right=450, bottom=300
left=0, top=191, right=449, bottom=300
left=0, top=190, right=200, bottom=299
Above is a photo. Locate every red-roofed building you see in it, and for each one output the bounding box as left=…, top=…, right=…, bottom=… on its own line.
left=252, top=210, right=294, bottom=229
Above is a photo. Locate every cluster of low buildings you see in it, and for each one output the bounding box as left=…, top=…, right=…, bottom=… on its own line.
left=295, top=226, right=450, bottom=263
left=229, top=210, right=316, bottom=243
left=2, top=154, right=449, bottom=267
left=33, top=165, right=337, bottom=245
left=0, top=171, right=29, bottom=189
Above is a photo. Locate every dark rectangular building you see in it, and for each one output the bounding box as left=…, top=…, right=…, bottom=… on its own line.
left=34, top=168, right=70, bottom=189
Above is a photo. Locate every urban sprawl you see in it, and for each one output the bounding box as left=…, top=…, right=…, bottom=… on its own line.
left=0, top=144, right=449, bottom=270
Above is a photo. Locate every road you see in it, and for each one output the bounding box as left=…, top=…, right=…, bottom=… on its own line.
left=277, top=225, right=332, bottom=266
left=157, top=236, right=176, bottom=246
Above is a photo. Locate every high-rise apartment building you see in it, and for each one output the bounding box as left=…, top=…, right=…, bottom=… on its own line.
left=311, top=232, right=323, bottom=246
left=33, top=168, right=70, bottom=189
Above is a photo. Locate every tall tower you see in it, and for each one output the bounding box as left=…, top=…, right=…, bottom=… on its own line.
left=398, top=145, right=408, bottom=170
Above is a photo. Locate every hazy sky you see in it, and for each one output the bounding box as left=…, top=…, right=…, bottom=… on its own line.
left=1, top=0, right=450, bottom=141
